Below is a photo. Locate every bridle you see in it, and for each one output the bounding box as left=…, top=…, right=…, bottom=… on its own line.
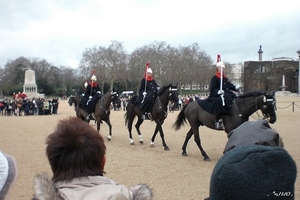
left=252, top=93, right=276, bottom=120
left=157, top=86, right=178, bottom=117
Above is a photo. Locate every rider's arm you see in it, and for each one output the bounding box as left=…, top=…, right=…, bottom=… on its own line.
left=139, top=78, right=146, bottom=96
left=209, top=76, right=220, bottom=96
left=225, top=78, right=238, bottom=92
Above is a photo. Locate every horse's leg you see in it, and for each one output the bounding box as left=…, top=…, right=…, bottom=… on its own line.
left=135, top=118, right=144, bottom=144
left=192, top=126, right=210, bottom=161
left=127, top=114, right=135, bottom=145
left=182, top=128, right=194, bottom=156
left=103, top=118, right=112, bottom=141
left=150, top=121, right=170, bottom=151
left=149, top=126, right=159, bottom=148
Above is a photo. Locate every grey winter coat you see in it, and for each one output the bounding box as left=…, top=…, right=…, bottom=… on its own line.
left=32, top=173, right=153, bottom=200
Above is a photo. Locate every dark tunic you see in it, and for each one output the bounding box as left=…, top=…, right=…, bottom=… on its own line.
left=198, top=75, right=237, bottom=115
left=80, top=83, right=101, bottom=113
left=136, top=78, right=159, bottom=113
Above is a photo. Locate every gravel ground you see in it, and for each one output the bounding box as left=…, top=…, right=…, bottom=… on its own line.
left=0, top=96, right=299, bottom=200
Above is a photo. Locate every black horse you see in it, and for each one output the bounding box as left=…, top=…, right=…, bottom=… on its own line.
left=125, top=84, right=179, bottom=151
left=111, top=93, right=121, bottom=111
left=68, top=91, right=117, bottom=140
left=173, top=91, right=277, bottom=160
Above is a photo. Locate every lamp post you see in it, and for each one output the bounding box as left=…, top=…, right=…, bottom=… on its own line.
left=297, top=50, right=300, bottom=95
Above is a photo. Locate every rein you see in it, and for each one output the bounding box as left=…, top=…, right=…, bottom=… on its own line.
left=98, top=93, right=111, bottom=115
left=156, top=87, right=178, bottom=118
left=238, top=94, right=270, bottom=121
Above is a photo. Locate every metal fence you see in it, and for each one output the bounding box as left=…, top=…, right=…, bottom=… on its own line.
left=277, top=102, right=300, bottom=112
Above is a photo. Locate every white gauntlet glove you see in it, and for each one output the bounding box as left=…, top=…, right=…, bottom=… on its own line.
left=97, top=91, right=101, bottom=95
left=218, top=90, right=224, bottom=95
left=235, top=85, right=241, bottom=90
left=82, top=93, right=85, bottom=96
left=142, top=92, right=147, bottom=96
left=89, top=96, right=92, bottom=100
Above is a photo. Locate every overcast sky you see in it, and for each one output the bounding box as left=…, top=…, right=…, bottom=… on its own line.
left=1, top=0, right=300, bottom=69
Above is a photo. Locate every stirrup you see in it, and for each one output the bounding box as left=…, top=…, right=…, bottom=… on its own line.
left=147, top=113, right=153, bottom=121
left=215, top=121, right=223, bottom=130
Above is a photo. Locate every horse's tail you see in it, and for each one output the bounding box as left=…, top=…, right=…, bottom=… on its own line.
left=173, top=104, right=188, bottom=130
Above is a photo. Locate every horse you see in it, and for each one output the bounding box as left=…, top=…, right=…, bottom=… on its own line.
left=111, top=93, right=121, bottom=111
left=173, top=90, right=277, bottom=161
left=124, top=84, right=179, bottom=151
left=68, top=91, right=117, bottom=140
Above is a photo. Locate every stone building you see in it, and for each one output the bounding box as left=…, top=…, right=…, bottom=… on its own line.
left=243, top=46, right=299, bottom=93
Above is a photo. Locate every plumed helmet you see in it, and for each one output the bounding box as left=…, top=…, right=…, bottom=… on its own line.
left=216, top=54, right=225, bottom=68
left=216, top=61, right=225, bottom=69
left=146, top=62, right=152, bottom=73
left=91, top=70, right=97, bottom=81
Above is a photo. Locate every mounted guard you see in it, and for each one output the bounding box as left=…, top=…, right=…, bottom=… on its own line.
left=135, top=62, right=160, bottom=120
left=79, top=70, right=102, bottom=120
left=200, top=54, right=240, bottom=130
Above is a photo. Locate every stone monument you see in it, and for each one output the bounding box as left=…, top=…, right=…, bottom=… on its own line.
left=280, top=75, right=288, bottom=91
left=276, top=74, right=292, bottom=96
left=23, top=69, right=43, bottom=98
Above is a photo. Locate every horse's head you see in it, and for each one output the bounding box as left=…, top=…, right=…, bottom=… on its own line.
left=168, top=85, right=179, bottom=110
left=260, top=92, right=277, bottom=124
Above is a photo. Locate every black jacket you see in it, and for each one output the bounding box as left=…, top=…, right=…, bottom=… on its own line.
left=136, top=78, right=159, bottom=113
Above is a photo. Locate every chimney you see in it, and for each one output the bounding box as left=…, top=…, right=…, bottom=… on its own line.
left=258, top=45, right=263, bottom=61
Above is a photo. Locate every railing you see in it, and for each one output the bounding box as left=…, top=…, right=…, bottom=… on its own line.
left=277, top=102, right=300, bottom=112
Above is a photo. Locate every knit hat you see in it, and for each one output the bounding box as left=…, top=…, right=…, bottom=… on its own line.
left=0, top=151, right=17, bottom=199
left=223, top=120, right=281, bottom=154
left=207, top=145, right=297, bottom=200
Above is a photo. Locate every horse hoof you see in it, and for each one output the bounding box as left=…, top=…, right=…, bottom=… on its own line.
left=182, top=153, right=188, bottom=157
left=130, top=142, right=135, bottom=145
left=107, top=135, right=111, bottom=141
left=204, top=157, right=211, bottom=161
left=149, top=143, right=154, bottom=148
left=164, top=146, right=170, bottom=151
left=139, top=141, right=143, bottom=144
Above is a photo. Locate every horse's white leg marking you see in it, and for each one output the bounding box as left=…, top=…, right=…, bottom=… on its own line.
left=129, top=138, right=135, bottom=145
left=149, top=141, right=154, bottom=148
left=139, top=135, right=143, bottom=142
left=107, top=135, right=111, bottom=140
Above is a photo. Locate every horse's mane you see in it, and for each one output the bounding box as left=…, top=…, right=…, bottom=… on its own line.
left=158, top=84, right=173, bottom=96
left=238, top=90, right=265, bottom=99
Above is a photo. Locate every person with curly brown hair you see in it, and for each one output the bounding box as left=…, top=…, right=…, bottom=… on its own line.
left=32, top=117, right=153, bottom=200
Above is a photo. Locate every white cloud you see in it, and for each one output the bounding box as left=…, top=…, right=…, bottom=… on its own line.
left=0, top=0, right=300, bottom=68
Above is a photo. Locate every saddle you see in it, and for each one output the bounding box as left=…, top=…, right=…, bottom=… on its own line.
left=197, top=96, right=232, bottom=115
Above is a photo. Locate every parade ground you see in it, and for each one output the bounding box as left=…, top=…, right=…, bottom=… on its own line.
left=0, top=96, right=299, bottom=199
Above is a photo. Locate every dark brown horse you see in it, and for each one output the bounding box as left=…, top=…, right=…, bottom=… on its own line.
left=68, top=91, right=116, bottom=140
left=124, top=84, right=179, bottom=151
left=173, top=91, right=277, bottom=160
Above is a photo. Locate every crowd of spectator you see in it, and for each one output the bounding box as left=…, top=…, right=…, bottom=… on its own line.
left=0, top=93, right=59, bottom=116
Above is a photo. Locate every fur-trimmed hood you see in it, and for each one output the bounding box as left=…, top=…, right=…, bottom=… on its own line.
left=32, top=173, right=153, bottom=200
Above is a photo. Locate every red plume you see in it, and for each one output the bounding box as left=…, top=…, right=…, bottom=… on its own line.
left=92, top=70, right=95, bottom=76
left=217, top=54, right=221, bottom=62
left=145, top=62, right=150, bottom=75
left=144, top=62, right=152, bottom=80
